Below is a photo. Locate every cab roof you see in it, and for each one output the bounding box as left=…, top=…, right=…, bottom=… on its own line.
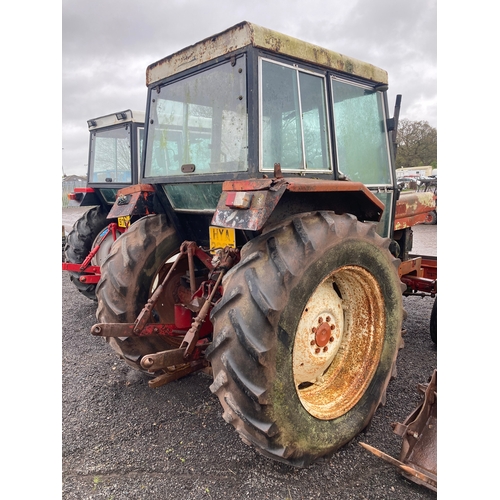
left=87, top=110, right=145, bottom=131
left=146, top=21, right=388, bottom=86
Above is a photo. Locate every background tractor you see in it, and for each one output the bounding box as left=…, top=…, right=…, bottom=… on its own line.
left=63, top=110, right=145, bottom=299
left=89, top=22, right=436, bottom=468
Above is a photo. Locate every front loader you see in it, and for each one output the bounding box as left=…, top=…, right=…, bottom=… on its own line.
left=90, top=22, right=436, bottom=469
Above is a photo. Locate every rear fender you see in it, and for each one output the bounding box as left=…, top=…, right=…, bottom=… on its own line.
left=211, top=178, right=384, bottom=231
left=107, top=184, right=156, bottom=219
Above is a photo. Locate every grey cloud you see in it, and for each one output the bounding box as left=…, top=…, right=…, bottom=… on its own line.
left=62, top=0, right=436, bottom=175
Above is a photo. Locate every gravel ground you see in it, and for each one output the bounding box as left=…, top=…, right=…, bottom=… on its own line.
left=62, top=209, right=437, bottom=499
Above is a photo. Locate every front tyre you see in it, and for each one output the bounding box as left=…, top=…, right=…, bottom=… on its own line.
left=206, top=211, right=404, bottom=467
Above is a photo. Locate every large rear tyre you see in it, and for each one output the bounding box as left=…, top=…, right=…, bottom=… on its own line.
left=64, top=206, right=109, bottom=300
left=96, top=214, right=183, bottom=372
left=206, top=211, right=404, bottom=467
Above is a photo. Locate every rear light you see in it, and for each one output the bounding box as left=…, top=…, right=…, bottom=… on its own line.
left=225, top=191, right=253, bottom=209
left=67, top=192, right=83, bottom=201
left=67, top=187, right=93, bottom=202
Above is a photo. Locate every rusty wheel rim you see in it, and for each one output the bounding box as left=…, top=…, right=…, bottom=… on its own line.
left=292, top=265, right=385, bottom=420
left=150, top=255, right=189, bottom=325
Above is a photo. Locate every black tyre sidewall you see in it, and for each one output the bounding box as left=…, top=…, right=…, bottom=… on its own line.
left=119, top=225, right=181, bottom=322
left=271, top=238, right=402, bottom=454
left=96, top=214, right=182, bottom=369
left=430, top=298, right=437, bottom=344
left=424, top=210, right=437, bottom=225
left=64, top=205, right=109, bottom=300
left=209, top=212, right=403, bottom=464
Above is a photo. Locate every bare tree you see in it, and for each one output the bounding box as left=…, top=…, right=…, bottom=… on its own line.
left=396, top=119, right=437, bottom=168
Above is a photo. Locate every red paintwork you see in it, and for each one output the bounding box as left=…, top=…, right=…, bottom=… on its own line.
left=222, top=178, right=385, bottom=211
left=62, top=263, right=100, bottom=274
left=79, top=275, right=100, bottom=284
left=394, top=192, right=435, bottom=230
left=401, top=275, right=437, bottom=295
left=399, top=256, right=437, bottom=295
left=117, top=183, right=155, bottom=195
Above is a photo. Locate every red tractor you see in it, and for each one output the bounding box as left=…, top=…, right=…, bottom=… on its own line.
left=63, top=110, right=145, bottom=299
left=85, top=22, right=436, bottom=468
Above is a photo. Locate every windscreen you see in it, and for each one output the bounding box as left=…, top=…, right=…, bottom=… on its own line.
left=331, top=79, right=391, bottom=185
left=89, top=125, right=132, bottom=183
left=145, top=56, right=248, bottom=177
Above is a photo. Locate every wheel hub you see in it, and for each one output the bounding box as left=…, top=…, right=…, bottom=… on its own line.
left=293, top=279, right=344, bottom=386
left=314, top=319, right=334, bottom=347
left=292, top=266, right=386, bottom=420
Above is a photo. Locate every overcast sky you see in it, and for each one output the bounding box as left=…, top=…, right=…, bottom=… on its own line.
left=62, top=0, right=437, bottom=176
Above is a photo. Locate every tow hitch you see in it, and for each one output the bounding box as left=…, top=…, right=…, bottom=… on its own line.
left=62, top=223, right=124, bottom=284
left=91, top=242, right=240, bottom=387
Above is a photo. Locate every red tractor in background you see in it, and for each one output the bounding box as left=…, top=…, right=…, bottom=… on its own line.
left=63, top=110, right=145, bottom=300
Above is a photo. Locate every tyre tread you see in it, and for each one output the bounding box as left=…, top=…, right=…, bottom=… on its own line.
left=207, top=211, right=403, bottom=466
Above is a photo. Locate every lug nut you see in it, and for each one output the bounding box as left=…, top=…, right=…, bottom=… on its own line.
left=329, top=336, right=334, bottom=343
left=312, top=327, right=316, bottom=333
left=310, top=340, right=315, bottom=346
left=330, top=324, right=335, bottom=330
left=323, top=346, right=328, bottom=352
left=315, top=348, right=320, bottom=354
left=326, top=316, right=331, bottom=322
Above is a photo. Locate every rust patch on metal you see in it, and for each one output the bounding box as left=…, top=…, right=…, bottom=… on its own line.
left=211, top=184, right=286, bottom=231
left=292, top=266, right=385, bottom=420
left=418, top=256, right=437, bottom=281
left=398, top=257, right=423, bottom=277
left=107, top=188, right=155, bottom=219
left=213, top=178, right=384, bottom=231
left=360, top=370, right=437, bottom=492
left=146, top=21, right=388, bottom=86
left=223, top=178, right=384, bottom=208
left=394, top=192, right=436, bottom=230
left=148, top=360, right=209, bottom=388
left=399, top=256, right=437, bottom=295
left=116, top=183, right=155, bottom=195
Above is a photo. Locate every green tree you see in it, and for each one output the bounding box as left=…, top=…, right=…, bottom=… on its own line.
left=396, top=119, right=437, bottom=168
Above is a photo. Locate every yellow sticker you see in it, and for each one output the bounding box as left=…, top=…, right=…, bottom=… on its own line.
left=209, top=226, right=235, bottom=252
left=117, top=215, right=131, bottom=228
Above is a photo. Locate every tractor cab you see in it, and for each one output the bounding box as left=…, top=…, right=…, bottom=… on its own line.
left=67, top=109, right=145, bottom=208
left=140, top=22, right=398, bottom=246
left=63, top=110, right=145, bottom=300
